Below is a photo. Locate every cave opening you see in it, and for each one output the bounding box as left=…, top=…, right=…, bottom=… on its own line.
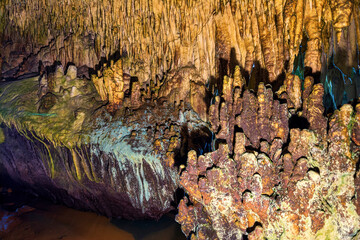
left=289, top=114, right=310, bottom=130
left=173, top=124, right=214, bottom=168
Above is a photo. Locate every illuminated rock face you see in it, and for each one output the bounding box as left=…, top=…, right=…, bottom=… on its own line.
left=0, top=102, right=184, bottom=219
left=0, top=93, right=211, bottom=219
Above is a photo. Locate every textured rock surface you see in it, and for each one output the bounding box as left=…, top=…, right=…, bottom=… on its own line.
left=176, top=77, right=360, bottom=239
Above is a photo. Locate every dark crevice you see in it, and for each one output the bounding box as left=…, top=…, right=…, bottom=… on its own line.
left=244, top=145, right=261, bottom=153
left=241, top=189, right=252, bottom=203
left=355, top=154, right=360, bottom=179
left=188, top=232, right=196, bottom=240
left=88, top=50, right=122, bottom=76
left=289, top=115, right=310, bottom=129
left=248, top=61, right=269, bottom=91
left=205, top=164, right=219, bottom=172
left=272, top=71, right=286, bottom=92
left=174, top=125, right=214, bottom=168
left=232, top=125, right=244, bottom=154
left=229, top=48, right=240, bottom=77
left=197, top=175, right=206, bottom=181
left=214, top=138, right=227, bottom=150
left=170, top=188, right=185, bottom=213
left=307, top=167, right=320, bottom=174
left=246, top=221, right=263, bottom=234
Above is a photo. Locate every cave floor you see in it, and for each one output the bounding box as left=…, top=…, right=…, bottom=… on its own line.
left=0, top=187, right=185, bottom=240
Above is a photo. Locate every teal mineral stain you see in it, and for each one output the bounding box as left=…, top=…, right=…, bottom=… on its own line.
left=325, top=75, right=337, bottom=110
left=23, top=112, right=57, bottom=117
left=292, top=45, right=305, bottom=81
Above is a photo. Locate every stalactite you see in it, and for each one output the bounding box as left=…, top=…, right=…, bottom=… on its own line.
left=1, top=0, right=359, bottom=88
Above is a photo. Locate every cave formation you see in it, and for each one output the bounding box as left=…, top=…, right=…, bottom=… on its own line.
left=1, top=0, right=360, bottom=239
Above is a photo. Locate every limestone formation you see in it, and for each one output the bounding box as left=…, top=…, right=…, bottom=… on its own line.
left=210, top=76, right=290, bottom=152
left=353, top=104, right=360, bottom=146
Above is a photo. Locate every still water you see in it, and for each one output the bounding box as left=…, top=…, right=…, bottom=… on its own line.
left=0, top=187, right=186, bottom=240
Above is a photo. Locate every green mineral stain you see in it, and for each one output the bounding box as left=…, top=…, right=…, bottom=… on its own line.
left=347, top=111, right=356, bottom=136
left=315, top=218, right=339, bottom=240
left=0, top=75, right=100, bottom=148
left=23, top=112, right=57, bottom=117
left=0, top=127, right=5, bottom=144
left=0, top=75, right=101, bottom=178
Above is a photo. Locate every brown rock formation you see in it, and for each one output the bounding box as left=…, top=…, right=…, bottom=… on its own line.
left=91, top=60, right=127, bottom=110
left=210, top=76, right=289, bottom=152
left=177, top=78, right=360, bottom=239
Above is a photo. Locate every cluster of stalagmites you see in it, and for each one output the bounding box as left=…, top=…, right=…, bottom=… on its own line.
left=36, top=63, right=99, bottom=129
left=176, top=72, right=360, bottom=239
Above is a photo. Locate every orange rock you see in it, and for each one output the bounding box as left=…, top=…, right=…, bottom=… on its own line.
left=352, top=104, right=360, bottom=146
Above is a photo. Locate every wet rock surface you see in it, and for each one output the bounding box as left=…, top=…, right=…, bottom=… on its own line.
left=0, top=126, right=177, bottom=219
left=0, top=187, right=185, bottom=240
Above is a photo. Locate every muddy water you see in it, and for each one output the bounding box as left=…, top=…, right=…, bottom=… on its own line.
left=0, top=188, right=186, bottom=240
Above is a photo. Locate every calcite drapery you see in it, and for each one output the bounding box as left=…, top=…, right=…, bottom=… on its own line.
left=91, top=59, right=128, bottom=111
